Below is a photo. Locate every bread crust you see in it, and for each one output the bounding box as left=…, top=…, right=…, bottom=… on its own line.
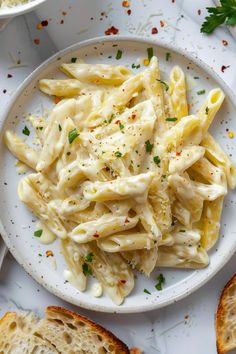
left=46, top=306, right=130, bottom=354
left=216, top=273, right=236, bottom=354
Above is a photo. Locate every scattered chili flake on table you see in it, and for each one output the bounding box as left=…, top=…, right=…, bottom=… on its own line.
left=221, top=65, right=230, bottom=73
left=46, top=250, right=54, bottom=257
left=127, top=9, right=131, bottom=15
left=41, top=20, right=48, bottom=27
left=34, top=38, right=40, bottom=45
left=37, top=23, right=43, bottom=30
left=105, top=26, right=119, bottom=35
left=198, top=9, right=201, bottom=15
left=160, top=20, right=165, bottom=27
left=222, top=39, right=228, bottom=46
left=122, top=0, right=130, bottom=7
left=228, top=131, right=234, bottom=139
left=151, top=27, right=158, bottom=34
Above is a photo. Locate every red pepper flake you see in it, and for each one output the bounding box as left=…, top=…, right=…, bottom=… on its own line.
left=120, top=279, right=127, bottom=284
left=105, top=26, right=119, bottom=35
left=41, top=20, right=48, bottom=27
left=34, top=38, right=40, bottom=45
left=184, top=315, right=189, bottom=320
left=151, top=27, right=158, bottom=34
left=93, top=232, right=100, bottom=238
left=37, top=23, right=43, bottom=30
left=221, top=65, right=230, bottom=73
left=127, top=9, right=131, bottom=15
left=160, top=20, right=165, bottom=27
left=54, top=96, right=62, bottom=104
left=197, top=9, right=201, bottom=15
left=129, top=114, right=136, bottom=120
left=176, top=151, right=181, bottom=156
left=7, top=74, right=12, bottom=78
left=60, top=20, right=64, bottom=24
left=46, top=250, right=54, bottom=257
left=125, top=217, right=130, bottom=223
left=222, top=39, right=228, bottom=46
left=115, top=120, right=121, bottom=124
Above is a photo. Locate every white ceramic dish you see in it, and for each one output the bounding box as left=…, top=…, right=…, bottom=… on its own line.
left=0, top=36, right=236, bottom=313
left=0, top=0, right=47, bottom=30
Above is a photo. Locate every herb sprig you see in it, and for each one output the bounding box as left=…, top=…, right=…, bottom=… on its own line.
left=201, top=0, right=236, bottom=34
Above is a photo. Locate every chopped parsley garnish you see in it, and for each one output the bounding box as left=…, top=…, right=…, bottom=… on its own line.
left=119, top=122, right=124, bottom=130
left=205, top=106, right=209, bottom=114
left=71, top=57, right=77, bottom=63
left=109, top=113, right=115, bottom=123
left=197, top=89, right=206, bottom=95
left=115, top=151, right=122, bottom=158
left=166, top=52, right=171, bottom=61
left=84, top=252, right=94, bottom=263
left=34, top=229, right=43, bottom=237
left=132, top=63, right=141, bottom=69
left=166, top=117, right=177, bottom=122
left=201, top=1, right=236, bottom=34
left=194, top=76, right=199, bottom=79
left=145, top=140, right=154, bottom=153
left=155, top=273, right=165, bottom=291
left=116, top=50, right=123, bottom=60
left=144, top=288, right=151, bottom=295
left=22, top=126, right=30, bottom=136
left=156, top=79, right=169, bottom=91
left=82, top=263, right=92, bottom=276
left=179, top=229, right=186, bottom=232
left=147, top=47, right=154, bottom=61
left=58, top=124, right=62, bottom=132
left=153, top=156, right=161, bottom=165
left=68, top=128, right=79, bottom=144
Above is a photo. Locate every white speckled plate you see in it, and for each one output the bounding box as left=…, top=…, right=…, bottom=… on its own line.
left=0, top=36, right=236, bottom=313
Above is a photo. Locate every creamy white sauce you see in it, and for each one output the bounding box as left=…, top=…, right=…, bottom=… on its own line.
left=91, top=283, right=103, bottom=298
left=35, top=221, right=56, bottom=245
left=15, top=160, right=29, bottom=174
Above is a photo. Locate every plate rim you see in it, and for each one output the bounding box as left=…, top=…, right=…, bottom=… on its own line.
left=1, top=35, right=236, bottom=313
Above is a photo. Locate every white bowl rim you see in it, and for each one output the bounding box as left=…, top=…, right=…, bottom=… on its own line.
left=1, top=35, right=236, bottom=314
left=0, top=0, right=47, bottom=18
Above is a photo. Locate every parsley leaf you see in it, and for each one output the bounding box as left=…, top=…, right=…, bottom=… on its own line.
left=71, top=57, right=77, bottom=63
left=155, top=273, right=165, bottom=291
left=166, top=117, right=177, bottom=122
left=116, top=50, right=123, bottom=60
left=58, top=124, right=62, bottom=132
left=156, top=79, right=169, bottom=91
left=147, top=47, right=154, bottom=61
left=166, top=52, right=171, bottom=61
left=115, top=151, right=122, bottom=158
left=145, top=140, right=154, bottom=153
left=153, top=156, right=161, bottom=165
left=82, top=263, right=92, bottom=276
left=84, top=252, right=94, bottom=263
left=68, top=128, right=79, bottom=144
left=22, top=126, right=30, bottom=136
left=144, top=288, right=151, bottom=295
left=201, top=1, right=236, bottom=34
left=197, top=89, right=206, bottom=95
left=34, top=229, right=43, bottom=237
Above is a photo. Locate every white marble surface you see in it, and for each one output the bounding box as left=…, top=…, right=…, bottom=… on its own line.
left=0, top=0, right=236, bottom=353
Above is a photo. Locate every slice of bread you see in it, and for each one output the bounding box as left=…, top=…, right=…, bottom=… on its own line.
left=216, top=273, right=236, bottom=354
left=0, top=312, right=58, bottom=353
left=0, top=306, right=130, bottom=354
